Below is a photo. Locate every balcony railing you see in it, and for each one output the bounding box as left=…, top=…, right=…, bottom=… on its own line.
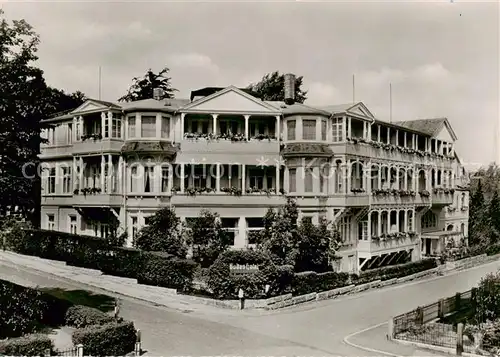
left=358, top=232, right=419, bottom=256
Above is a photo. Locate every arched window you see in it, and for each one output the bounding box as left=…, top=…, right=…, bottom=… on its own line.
left=460, top=223, right=465, bottom=234
left=447, top=224, right=454, bottom=231
left=421, top=210, right=437, bottom=229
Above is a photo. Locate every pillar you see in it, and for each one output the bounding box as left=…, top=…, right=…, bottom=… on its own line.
left=73, top=157, right=78, bottom=191
left=118, top=156, right=124, bottom=194
left=180, top=113, right=185, bottom=139
left=180, top=164, right=185, bottom=193
left=79, top=157, right=84, bottom=189
left=387, top=127, right=390, bottom=144
left=395, top=130, right=399, bottom=146
left=377, top=211, right=382, bottom=236
left=275, top=165, right=280, bottom=192
left=212, top=114, right=218, bottom=137
left=347, top=117, right=352, bottom=138
left=378, top=166, right=382, bottom=190
left=241, top=164, right=246, bottom=191
left=216, top=163, right=221, bottom=192
left=101, top=112, right=106, bottom=138
left=411, top=209, right=415, bottom=231
left=404, top=210, right=408, bottom=232
left=284, top=167, right=290, bottom=192
left=342, top=117, right=347, bottom=141
left=404, top=132, right=407, bottom=148
left=244, top=115, right=250, bottom=140
left=395, top=211, right=399, bottom=233
left=100, top=155, right=105, bottom=190
left=237, top=217, right=247, bottom=248
left=346, top=160, right=352, bottom=193
left=367, top=211, right=372, bottom=239
left=377, top=125, right=381, bottom=142
left=108, top=154, right=113, bottom=193
left=275, top=115, right=280, bottom=141
left=404, top=169, right=408, bottom=190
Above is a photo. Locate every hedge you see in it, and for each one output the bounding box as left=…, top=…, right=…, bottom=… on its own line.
left=486, top=244, right=500, bottom=256
left=354, top=258, right=438, bottom=285
left=137, top=251, right=197, bottom=291
left=72, top=321, right=137, bottom=356
left=99, top=246, right=143, bottom=279
left=207, top=250, right=286, bottom=299
left=0, top=279, right=47, bottom=338
left=0, top=334, right=53, bottom=356
left=64, top=305, right=115, bottom=328
left=292, top=271, right=351, bottom=296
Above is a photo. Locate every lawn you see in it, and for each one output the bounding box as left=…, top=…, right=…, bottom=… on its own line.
left=39, top=287, right=116, bottom=312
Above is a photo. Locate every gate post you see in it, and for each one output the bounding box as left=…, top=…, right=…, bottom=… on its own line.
left=135, top=329, right=142, bottom=355
left=387, top=318, right=394, bottom=340
left=438, top=298, right=445, bottom=319
left=77, top=344, right=84, bottom=357
left=456, top=323, right=464, bottom=356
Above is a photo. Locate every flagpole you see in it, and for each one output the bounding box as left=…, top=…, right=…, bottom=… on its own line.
left=389, top=83, right=393, bottom=123
left=98, top=66, right=102, bottom=100
left=352, top=74, right=355, bottom=104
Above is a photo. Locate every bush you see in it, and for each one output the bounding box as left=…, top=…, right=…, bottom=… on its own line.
left=0, top=279, right=47, bottom=338
left=354, top=259, right=438, bottom=285
left=72, top=321, right=137, bottom=357
left=0, top=334, right=53, bottom=356
left=291, top=271, right=351, bottom=296
left=38, top=291, right=74, bottom=327
left=207, top=250, right=285, bottom=299
left=486, top=244, right=500, bottom=256
left=64, top=305, right=115, bottom=328
left=137, top=251, right=197, bottom=291
left=100, top=247, right=143, bottom=279
left=482, top=321, right=500, bottom=355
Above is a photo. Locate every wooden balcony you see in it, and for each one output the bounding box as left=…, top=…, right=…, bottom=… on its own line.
left=41, top=193, right=122, bottom=207
left=170, top=192, right=286, bottom=207
left=358, top=234, right=419, bottom=257
left=177, top=138, right=280, bottom=164
left=72, top=138, right=124, bottom=155
left=432, top=192, right=454, bottom=206
left=40, top=144, right=73, bottom=159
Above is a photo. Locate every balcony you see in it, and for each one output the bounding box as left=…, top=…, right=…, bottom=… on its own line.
left=41, top=193, right=122, bottom=207
left=371, top=189, right=431, bottom=206
left=72, top=138, right=124, bottom=155
left=326, top=194, right=370, bottom=207
left=331, top=141, right=454, bottom=167
left=358, top=233, right=419, bottom=257
left=178, top=137, right=280, bottom=164
left=432, top=188, right=454, bottom=206
left=170, top=192, right=286, bottom=207
left=40, top=144, right=73, bottom=159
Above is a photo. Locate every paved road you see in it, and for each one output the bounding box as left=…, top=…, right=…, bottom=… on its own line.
left=1, top=258, right=499, bottom=356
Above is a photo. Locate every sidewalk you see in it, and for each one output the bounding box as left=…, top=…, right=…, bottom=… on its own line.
left=0, top=250, right=254, bottom=317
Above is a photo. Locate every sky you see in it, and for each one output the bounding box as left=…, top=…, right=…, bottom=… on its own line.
left=1, top=0, right=499, bottom=169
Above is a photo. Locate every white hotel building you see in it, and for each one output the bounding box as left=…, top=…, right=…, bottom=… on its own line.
left=39, top=74, right=469, bottom=273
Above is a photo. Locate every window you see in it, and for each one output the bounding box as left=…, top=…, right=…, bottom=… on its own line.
left=421, top=211, right=437, bottom=229
left=193, top=167, right=207, bottom=188
left=130, top=166, right=139, bottom=192
left=112, top=119, right=122, bottom=138
left=68, top=124, right=73, bottom=144
left=144, top=166, right=154, bottom=193
left=161, top=117, right=170, bottom=138
left=249, top=171, right=264, bottom=189
left=321, top=120, right=327, bottom=141
left=47, top=214, right=55, bottom=230
left=287, top=120, right=296, bottom=140
left=69, top=215, right=77, bottom=234
left=48, top=168, right=56, bottom=194
left=266, top=175, right=273, bottom=190
left=128, top=116, right=136, bottom=138
left=131, top=216, right=138, bottom=241
left=339, top=216, right=351, bottom=243
left=302, top=119, right=316, bottom=140
left=141, top=116, right=156, bottom=138
left=76, top=122, right=81, bottom=141
left=407, top=211, right=413, bottom=231
left=62, top=166, right=72, bottom=194
left=332, top=118, right=343, bottom=142
left=304, top=168, right=313, bottom=192
left=289, top=168, right=297, bottom=192
left=104, top=118, right=109, bottom=138
left=358, top=221, right=368, bottom=241
left=161, top=167, right=169, bottom=192
left=320, top=167, right=328, bottom=193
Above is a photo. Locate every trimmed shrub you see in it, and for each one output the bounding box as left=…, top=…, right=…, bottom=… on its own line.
left=0, top=280, right=46, bottom=338
left=207, top=250, right=285, bottom=299
left=72, top=321, right=137, bottom=356
left=137, top=251, right=197, bottom=291
left=486, top=244, right=500, bottom=256
left=64, top=305, right=115, bottom=328
left=354, top=258, right=438, bottom=285
left=0, top=334, right=53, bottom=356
left=291, top=271, right=350, bottom=296
left=100, top=247, right=143, bottom=279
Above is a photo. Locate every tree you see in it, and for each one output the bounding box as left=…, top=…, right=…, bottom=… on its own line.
left=133, top=207, right=187, bottom=258
left=257, top=198, right=299, bottom=265
left=294, top=217, right=342, bottom=273
left=488, top=190, right=500, bottom=243
left=247, top=71, right=308, bottom=103
left=0, top=11, right=87, bottom=226
left=469, top=179, right=488, bottom=247
left=118, top=67, right=177, bottom=102
left=476, top=271, right=500, bottom=323
left=187, top=210, right=231, bottom=268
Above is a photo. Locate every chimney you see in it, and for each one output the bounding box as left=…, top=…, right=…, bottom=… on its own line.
left=153, top=88, right=164, bottom=100
left=284, top=73, right=296, bottom=105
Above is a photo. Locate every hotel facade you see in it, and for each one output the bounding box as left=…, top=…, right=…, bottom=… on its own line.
left=39, top=74, right=469, bottom=273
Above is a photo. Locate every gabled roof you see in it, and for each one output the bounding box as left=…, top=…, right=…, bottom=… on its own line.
left=70, top=99, right=121, bottom=115
left=189, top=87, right=261, bottom=101
left=120, top=98, right=190, bottom=112
left=394, top=118, right=458, bottom=141
left=180, top=85, right=280, bottom=113
left=266, top=101, right=331, bottom=116
left=320, top=102, right=375, bottom=120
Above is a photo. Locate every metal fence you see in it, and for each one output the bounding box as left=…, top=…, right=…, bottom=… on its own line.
left=56, top=345, right=81, bottom=357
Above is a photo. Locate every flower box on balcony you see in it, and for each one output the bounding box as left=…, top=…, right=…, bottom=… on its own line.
left=220, top=186, right=242, bottom=196
left=245, top=187, right=276, bottom=196
left=80, top=133, right=103, bottom=141
left=419, top=190, right=431, bottom=197
left=250, top=134, right=276, bottom=141
left=75, top=187, right=102, bottom=196
left=350, top=188, right=366, bottom=194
